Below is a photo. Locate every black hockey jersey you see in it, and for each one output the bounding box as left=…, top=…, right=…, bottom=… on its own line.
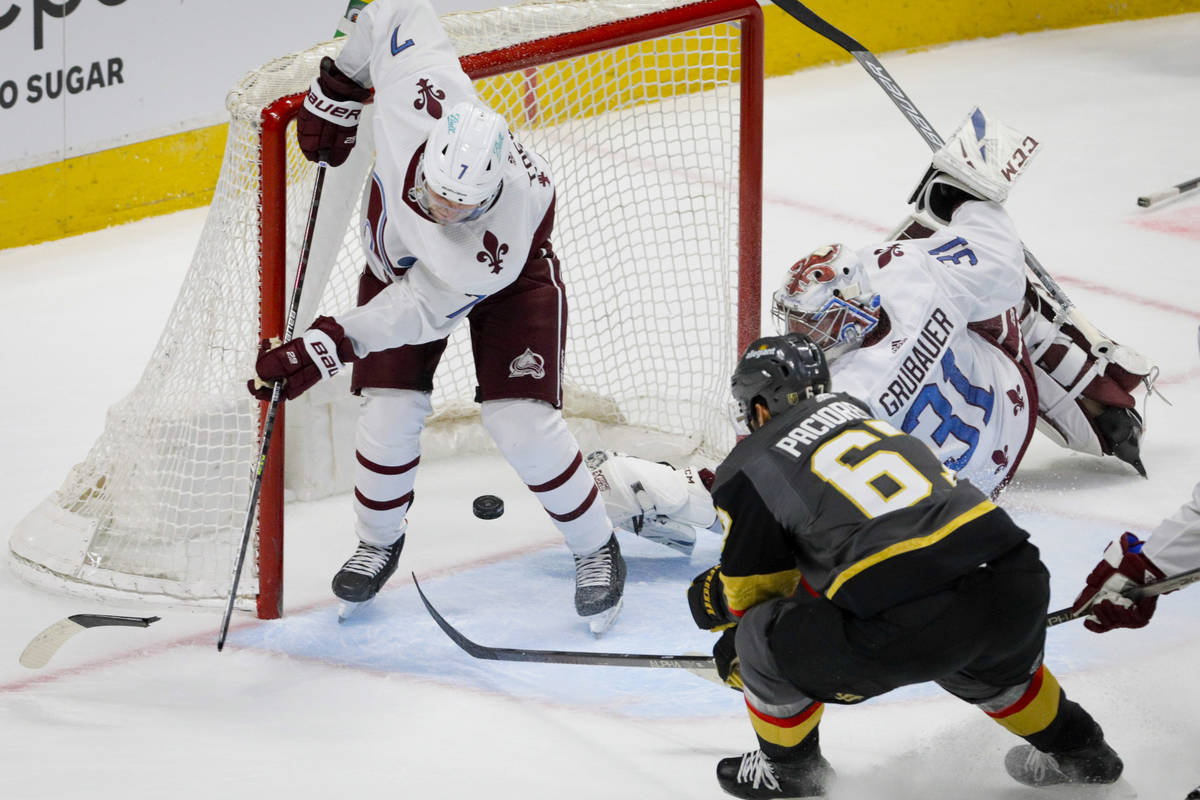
left=711, top=392, right=1028, bottom=618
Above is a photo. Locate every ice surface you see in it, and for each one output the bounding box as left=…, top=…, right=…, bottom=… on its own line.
left=2, top=13, right=1200, bottom=800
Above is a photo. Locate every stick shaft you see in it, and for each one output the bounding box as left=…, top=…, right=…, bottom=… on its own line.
left=1045, top=564, right=1200, bottom=627
left=770, top=0, right=1076, bottom=313
left=218, top=162, right=329, bottom=651
left=1138, top=176, right=1200, bottom=208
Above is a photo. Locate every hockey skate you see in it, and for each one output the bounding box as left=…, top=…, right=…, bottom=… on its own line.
left=573, top=533, right=626, bottom=636
left=1004, top=737, right=1123, bottom=788
left=1094, top=406, right=1147, bottom=478
left=332, top=535, right=405, bottom=623
left=716, top=749, right=833, bottom=799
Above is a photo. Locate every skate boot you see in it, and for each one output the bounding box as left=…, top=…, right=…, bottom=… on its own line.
left=716, top=749, right=833, bottom=799
left=573, top=533, right=626, bottom=636
left=332, top=535, right=405, bottom=622
left=1094, top=406, right=1146, bottom=478
left=1004, top=737, right=1123, bottom=788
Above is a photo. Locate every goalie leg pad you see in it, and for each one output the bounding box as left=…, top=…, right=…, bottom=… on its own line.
left=587, top=450, right=718, bottom=554
left=481, top=398, right=612, bottom=556
left=352, top=389, right=430, bottom=546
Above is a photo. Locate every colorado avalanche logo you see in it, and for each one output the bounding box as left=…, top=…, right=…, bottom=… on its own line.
left=509, top=348, right=546, bottom=379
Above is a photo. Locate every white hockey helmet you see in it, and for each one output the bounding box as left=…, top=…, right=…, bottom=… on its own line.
left=771, top=243, right=882, bottom=361
left=417, top=101, right=509, bottom=223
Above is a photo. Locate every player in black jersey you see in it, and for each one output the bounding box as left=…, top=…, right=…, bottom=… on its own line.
left=690, top=333, right=1123, bottom=799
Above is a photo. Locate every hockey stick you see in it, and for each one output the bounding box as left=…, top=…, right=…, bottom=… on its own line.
left=218, top=160, right=330, bottom=652
left=414, top=574, right=718, bottom=672
left=20, top=614, right=160, bottom=669
left=769, top=1, right=1078, bottom=316
left=1137, top=175, right=1200, bottom=208
left=1044, top=564, right=1200, bottom=627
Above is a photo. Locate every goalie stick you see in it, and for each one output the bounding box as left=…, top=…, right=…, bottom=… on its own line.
left=1137, top=175, right=1200, bottom=208
left=19, top=614, right=160, bottom=669
left=414, top=574, right=717, bottom=672
left=218, top=159, right=330, bottom=652
left=1045, top=564, right=1200, bottom=627
left=768, top=0, right=1125, bottom=355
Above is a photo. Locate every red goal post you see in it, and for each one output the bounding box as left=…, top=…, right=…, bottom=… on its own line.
left=10, top=0, right=763, bottom=619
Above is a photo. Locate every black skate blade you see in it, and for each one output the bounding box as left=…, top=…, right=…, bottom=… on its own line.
left=337, top=597, right=374, bottom=624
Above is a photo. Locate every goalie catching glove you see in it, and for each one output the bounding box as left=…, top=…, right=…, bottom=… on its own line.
left=248, top=316, right=357, bottom=401
left=909, top=107, right=1040, bottom=226
left=296, top=56, right=372, bottom=167
left=1071, top=533, right=1167, bottom=633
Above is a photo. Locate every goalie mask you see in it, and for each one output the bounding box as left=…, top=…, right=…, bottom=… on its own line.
left=771, top=243, right=882, bottom=361
left=413, top=101, right=508, bottom=224
left=730, top=333, right=830, bottom=433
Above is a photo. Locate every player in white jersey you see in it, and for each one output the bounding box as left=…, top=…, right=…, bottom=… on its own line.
left=773, top=205, right=1034, bottom=498
left=590, top=109, right=1153, bottom=549
left=249, top=0, right=625, bottom=634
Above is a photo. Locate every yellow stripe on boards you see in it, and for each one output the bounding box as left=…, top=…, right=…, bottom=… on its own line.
left=0, top=124, right=226, bottom=250
left=4, top=0, right=1198, bottom=250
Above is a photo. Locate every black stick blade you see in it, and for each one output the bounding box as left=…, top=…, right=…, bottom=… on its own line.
left=413, top=573, right=716, bottom=670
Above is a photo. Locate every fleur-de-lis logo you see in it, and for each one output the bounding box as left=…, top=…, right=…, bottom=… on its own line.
left=874, top=243, right=904, bottom=268
left=1007, top=386, right=1025, bottom=415
left=414, top=78, right=446, bottom=119
left=992, top=445, right=1009, bottom=473
left=476, top=230, right=509, bottom=274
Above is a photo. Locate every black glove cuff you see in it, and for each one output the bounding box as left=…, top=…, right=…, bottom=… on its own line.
left=318, top=56, right=372, bottom=103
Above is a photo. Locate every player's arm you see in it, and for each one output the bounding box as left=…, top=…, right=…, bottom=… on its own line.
left=699, top=470, right=804, bottom=623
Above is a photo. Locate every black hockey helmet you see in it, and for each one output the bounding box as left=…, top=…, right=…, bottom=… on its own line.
left=731, top=333, right=830, bottom=431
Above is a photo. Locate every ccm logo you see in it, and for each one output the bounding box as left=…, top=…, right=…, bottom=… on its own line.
left=1001, top=136, right=1039, bottom=182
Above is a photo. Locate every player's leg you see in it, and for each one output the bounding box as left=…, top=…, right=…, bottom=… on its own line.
left=331, top=271, right=450, bottom=617
left=1019, top=280, right=1151, bottom=476
left=470, top=245, right=624, bottom=634
left=587, top=450, right=719, bottom=554
left=936, top=542, right=1123, bottom=787
left=716, top=599, right=834, bottom=799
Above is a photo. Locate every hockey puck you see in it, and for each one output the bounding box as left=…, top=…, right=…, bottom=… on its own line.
left=472, top=494, right=504, bottom=520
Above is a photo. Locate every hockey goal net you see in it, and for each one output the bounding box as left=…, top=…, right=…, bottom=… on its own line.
left=9, top=0, right=763, bottom=618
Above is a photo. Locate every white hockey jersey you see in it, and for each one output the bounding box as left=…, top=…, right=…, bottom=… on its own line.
left=330, top=0, right=557, bottom=355
left=834, top=201, right=1035, bottom=497
left=1144, top=479, right=1200, bottom=576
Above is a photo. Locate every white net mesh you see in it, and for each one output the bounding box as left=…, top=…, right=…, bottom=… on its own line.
left=9, top=0, right=756, bottom=609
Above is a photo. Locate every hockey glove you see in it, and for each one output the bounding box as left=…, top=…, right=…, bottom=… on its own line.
left=712, top=627, right=743, bottom=691
left=689, top=565, right=736, bottom=631
left=908, top=167, right=985, bottom=227
left=296, top=56, right=372, bottom=167
left=1071, top=532, right=1167, bottom=633
left=248, top=316, right=357, bottom=402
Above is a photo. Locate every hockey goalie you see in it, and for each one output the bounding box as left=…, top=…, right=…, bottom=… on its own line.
left=592, top=108, right=1156, bottom=552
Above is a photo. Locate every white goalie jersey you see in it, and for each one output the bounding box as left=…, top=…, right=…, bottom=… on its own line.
left=329, top=0, right=557, bottom=355
left=833, top=201, right=1036, bottom=497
